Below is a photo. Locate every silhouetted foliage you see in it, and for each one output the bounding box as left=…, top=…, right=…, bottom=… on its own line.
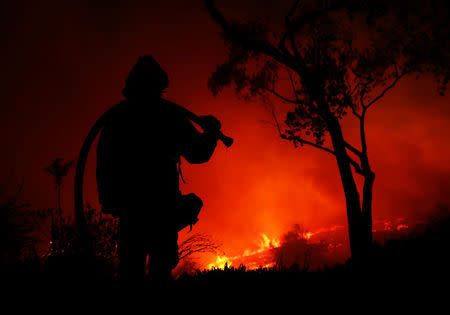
left=37, top=205, right=119, bottom=261
left=19, top=205, right=119, bottom=280
left=273, top=224, right=326, bottom=271
left=0, top=182, right=33, bottom=266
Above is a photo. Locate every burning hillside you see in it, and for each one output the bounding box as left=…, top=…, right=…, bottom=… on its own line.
left=206, top=219, right=413, bottom=271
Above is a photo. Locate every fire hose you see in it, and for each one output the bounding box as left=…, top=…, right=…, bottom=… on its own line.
left=73, top=101, right=233, bottom=254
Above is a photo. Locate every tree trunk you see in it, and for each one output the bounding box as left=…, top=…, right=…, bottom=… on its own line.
left=362, top=172, right=375, bottom=247
left=326, top=116, right=369, bottom=262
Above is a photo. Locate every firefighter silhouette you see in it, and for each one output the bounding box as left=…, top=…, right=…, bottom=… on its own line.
left=96, top=55, right=227, bottom=280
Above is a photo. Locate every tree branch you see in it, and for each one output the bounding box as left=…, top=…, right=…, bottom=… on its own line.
left=284, top=1, right=347, bottom=40
left=272, top=109, right=335, bottom=156
left=178, top=233, right=221, bottom=260
left=205, top=0, right=309, bottom=76
left=360, top=88, right=367, bottom=109
left=348, top=155, right=364, bottom=175
left=364, top=66, right=404, bottom=110
left=286, top=68, right=320, bottom=112
left=280, top=1, right=347, bottom=59
left=349, top=103, right=362, bottom=119
left=279, top=0, right=301, bottom=57
left=294, top=136, right=336, bottom=156
left=357, top=67, right=403, bottom=170
left=344, top=141, right=362, bottom=157
left=262, top=86, right=300, bottom=104
left=287, top=68, right=300, bottom=102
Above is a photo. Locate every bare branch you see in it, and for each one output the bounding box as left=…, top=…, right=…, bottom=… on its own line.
left=344, top=141, right=362, bottom=157
left=178, top=233, right=222, bottom=260
left=360, top=88, right=367, bottom=109
left=357, top=67, right=404, bottom=161
left=364, top=66, right=404, bottom=110
left=262, top=86, right=299, bottom=104
left=294, top=137, right=336, bottom=155
left=350, top=104, right=362, bottom=119
left=348, top=155, right=364, bottom=175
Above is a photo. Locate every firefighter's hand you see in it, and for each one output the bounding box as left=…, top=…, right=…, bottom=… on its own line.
left=198, top=115, right=221, bottom=132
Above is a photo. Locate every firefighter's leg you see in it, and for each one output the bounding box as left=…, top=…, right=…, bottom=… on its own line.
left=148, top=232, right=179, bottom=281
left=119, top=216, right=147, bottom=280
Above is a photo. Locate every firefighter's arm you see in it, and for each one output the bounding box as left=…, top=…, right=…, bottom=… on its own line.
left=180, top=115, right=220, bottom=164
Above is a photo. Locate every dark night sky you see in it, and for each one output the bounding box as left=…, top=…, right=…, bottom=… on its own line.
left=1, top=0, right=450, bottom=265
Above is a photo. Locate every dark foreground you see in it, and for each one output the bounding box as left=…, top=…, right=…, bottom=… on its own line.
left=2, top=210, right=448, bottom=290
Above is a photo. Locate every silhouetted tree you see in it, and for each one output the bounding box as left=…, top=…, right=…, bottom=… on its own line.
left=274, top=224, right=312, bottom=271
left=173, top=257, right=201, bottom=278
left=273, top=224, right=330, bottom=271
left=205, top=0, right=449, bottom=261
left=45, top=158, right=74, bottom=252
left=45, top=158, right=74, bottom=212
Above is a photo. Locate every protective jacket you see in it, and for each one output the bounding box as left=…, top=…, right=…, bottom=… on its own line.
left=96, top=98, right=218, bottom=222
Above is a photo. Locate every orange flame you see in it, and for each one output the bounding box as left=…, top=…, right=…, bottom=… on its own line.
left=205, top=225, right=347, bottom=271
left=207, top=255, right=232, bottom=270
left=205, top=220, right=412, bottom=271
left=207, top=233, right=280, bottom=270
